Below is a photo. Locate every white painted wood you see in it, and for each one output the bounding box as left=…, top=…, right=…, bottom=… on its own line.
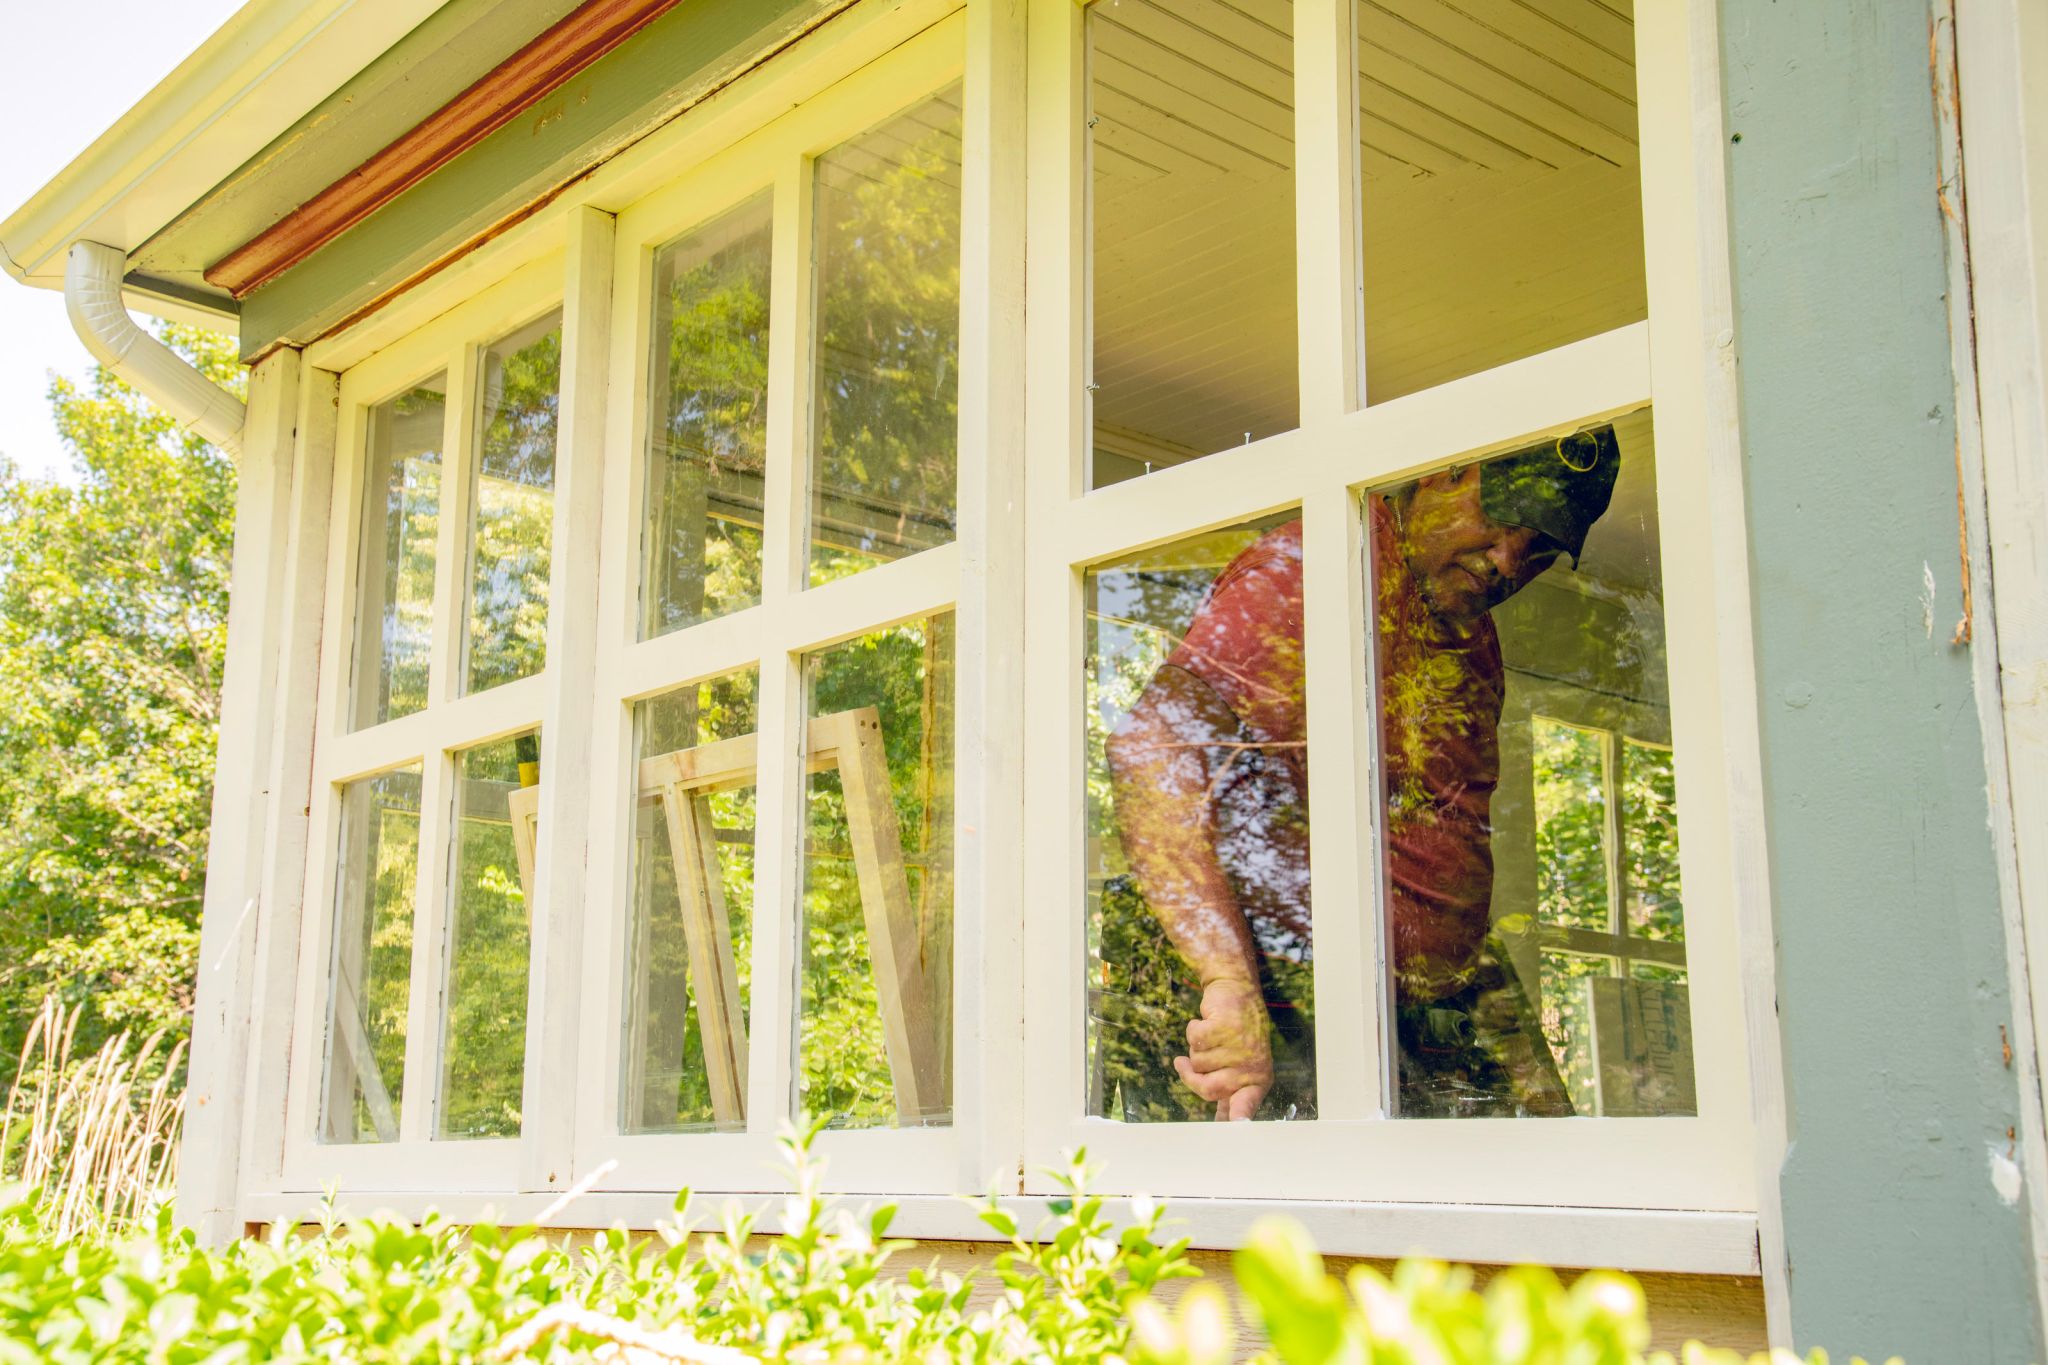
left=955, top=0, right=1030, bottom=1194
left=1299, top=485, right=1384, bottom=1120
left=1944, top=0, right=2048, bottom=1334
left=1292, top=0, right=1361, bottom=420
left=1654, top=0, right=1789, bottom=1339
left=744, top=148, right=814, bottom=1141
left=519, top=205, right=616, bottom=1192
left=177, top=348, right=302, bottom=1244
left=236, top=1188, right=1761, bottom=1277
left=238, top=367, right=339, bottom=1210
left=1020, top=0, right=1088, bottom=1188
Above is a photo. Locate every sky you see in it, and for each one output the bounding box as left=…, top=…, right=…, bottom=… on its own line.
left=0, top=0, right=246, bottom=483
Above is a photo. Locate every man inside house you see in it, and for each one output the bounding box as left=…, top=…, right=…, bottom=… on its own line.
left=1103, top=427, right=1621, bottom=1120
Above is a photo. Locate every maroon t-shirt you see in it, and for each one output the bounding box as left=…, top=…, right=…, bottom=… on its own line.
left=1163, top=504, right=1502, bottom=997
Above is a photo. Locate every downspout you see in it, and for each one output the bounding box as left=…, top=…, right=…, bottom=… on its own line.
left=64, top=240, right=245, bottom=458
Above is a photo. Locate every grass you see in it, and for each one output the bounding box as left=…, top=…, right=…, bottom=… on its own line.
left=0, top=993, right=184, bottom=1238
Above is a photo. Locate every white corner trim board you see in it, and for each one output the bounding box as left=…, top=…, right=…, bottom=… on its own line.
left=65, top=240, right=246, bottom=457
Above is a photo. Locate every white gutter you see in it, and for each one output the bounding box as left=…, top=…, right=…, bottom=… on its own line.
left=65, top=241, right=245, bottom=458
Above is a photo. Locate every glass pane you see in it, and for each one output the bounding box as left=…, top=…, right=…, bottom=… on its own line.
left=464, top=315, right=560, bottom=693
left=643, top=195, right=774, bottom=636
left=436, top=734, right=537, bottom=1139
left=1622, top=737, right=1683, bottom=940
left=321, top=765, right=422, bottom=1144
left=798, top=615, right=954, bottom=1128
left=1357, top=0, right=1646, bottom=402
left=1085, top=515, right=1312, bottom=1123
left=808, top=88, right=963, bottom=584
left=1368, top=407, right=1694, bottom=1117
left=1531, top=718, right=1611, bottom=933
left=353, top=378, right=447, bottom=728
left=622, top=668, right=759, bottom=1134
left=1088, top=0, right=1297, bottom=488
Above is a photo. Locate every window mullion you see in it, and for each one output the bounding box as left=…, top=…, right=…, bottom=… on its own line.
left=1300, top=485, right=1385, bottom=1121
left=521, top=205, right=616, bottom=1193
left=745, top=152, right=817, bottom=1131
left=429, top=343, right=481, bottom=708
left=1293, top=0, right=1362, bottom=422
left=399, top=748, right=453, bottom=1144
left=953, top=0, right=1030, bottom=1191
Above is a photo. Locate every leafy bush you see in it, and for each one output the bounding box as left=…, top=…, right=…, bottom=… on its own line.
left=0, top=1127, right=1885, bottom=1364
left=1127, top=1218, right=1898, bottom=1365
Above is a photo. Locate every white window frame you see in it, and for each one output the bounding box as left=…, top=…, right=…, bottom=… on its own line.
left=571, top=14, right=970, bottom=1197
left=280, top=253, right=567, bottom=1193
left=237, top=0, right=1778, bottom=1275
left=1018, top=0, right=1760, bottom=1214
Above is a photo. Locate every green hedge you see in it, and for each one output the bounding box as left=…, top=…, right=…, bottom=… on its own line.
left=0, top=1131, right=1887, bottom=1364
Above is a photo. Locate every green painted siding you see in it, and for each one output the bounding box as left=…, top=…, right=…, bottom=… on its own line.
left=1718, top=0, right=2042, bottom=1357
left=237, top=0, right=833, bottom=359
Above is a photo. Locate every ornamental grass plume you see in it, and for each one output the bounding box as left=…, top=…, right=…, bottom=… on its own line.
left=0, top=992, right=184, bottom=1238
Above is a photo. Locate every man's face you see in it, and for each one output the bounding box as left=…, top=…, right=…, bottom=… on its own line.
left=1397, top=465, right=1562, bottom=621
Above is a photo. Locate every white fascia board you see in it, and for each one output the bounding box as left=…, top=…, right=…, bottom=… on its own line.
left=0, top=0, right=455, bottom=294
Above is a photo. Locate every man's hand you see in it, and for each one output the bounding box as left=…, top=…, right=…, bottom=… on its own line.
left=1173, top=977, right=1274, bottom=1121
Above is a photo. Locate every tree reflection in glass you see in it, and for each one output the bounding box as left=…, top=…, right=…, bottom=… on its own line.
left=437, top=733, right=536, bottom=1139
left=321, top=765, right=421, bottom=1143
left=465, top=316, right=560, bottom=694
left=354, top=378, right=446, bottom=729
left=808, top=88, right=963, bottom=584
left=643, top=195, right=773, bottom=636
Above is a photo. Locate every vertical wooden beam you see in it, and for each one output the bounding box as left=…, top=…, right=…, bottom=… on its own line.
left=1953, top=0, right=2048, bottom=1324
left=1292, top=0, right=1361, bottom=420
left=176, top=347, right=301, bottom=1244
left=236, top=365, right=338, bottom=1211
left=955, top=0, right=1029, bottom=1185
left=1641, top=0, right=1791, bottom=1343
left=747, top=150, right=816, bottom=1130
left=522, top=204, right=615, bottom=1191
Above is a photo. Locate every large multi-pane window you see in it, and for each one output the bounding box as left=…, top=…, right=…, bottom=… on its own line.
left=1025, top=0, right=1747, bottom=1215
left=292, top=282, right=563, bottom=1180
left=279, top=0, right=1748, bottom=1240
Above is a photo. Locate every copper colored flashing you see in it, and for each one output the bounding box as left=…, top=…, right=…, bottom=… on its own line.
left=206, top=0, right=683, bottom=298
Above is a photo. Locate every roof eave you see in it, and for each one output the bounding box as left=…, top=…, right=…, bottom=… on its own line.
left=0, top=0, right=455, bottom=308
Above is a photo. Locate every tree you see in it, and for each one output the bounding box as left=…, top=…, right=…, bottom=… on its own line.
left=0, top=324, right=242, bottom=1090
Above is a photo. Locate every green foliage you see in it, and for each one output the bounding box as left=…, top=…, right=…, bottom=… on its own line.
left=0, top=1126, right=1192, bottom=1364
left=0, top=1126, right=1869, bottom=1363
left=0, top=325, right=241, bottom=1092
left=1130, top=1218, right=1898, bottom=1365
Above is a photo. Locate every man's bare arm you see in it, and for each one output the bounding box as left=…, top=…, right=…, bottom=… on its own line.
left=1106, top=665, right=1273, bottom=1119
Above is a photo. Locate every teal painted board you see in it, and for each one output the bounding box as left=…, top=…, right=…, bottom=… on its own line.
left=237, top=0, right=832, bottom=360
left=1718, top=0, right=2043, bottom=1358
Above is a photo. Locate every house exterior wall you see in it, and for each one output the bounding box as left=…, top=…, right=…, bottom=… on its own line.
left=1718, top=0, right=2047, bottom=1357
left=171, top=0, right=2048, bottom=1353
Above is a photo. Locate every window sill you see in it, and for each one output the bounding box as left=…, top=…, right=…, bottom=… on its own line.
left=237, top=1189, right=1759, bottom=1276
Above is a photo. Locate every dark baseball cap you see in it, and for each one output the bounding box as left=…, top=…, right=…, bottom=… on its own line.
left=1478, top=424, right=1622, bottom=565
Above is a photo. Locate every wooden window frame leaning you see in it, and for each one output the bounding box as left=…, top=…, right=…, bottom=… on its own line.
left=510, top=710, right=941, bottom=1128
left=234, top=0, right=1781, bottom=1278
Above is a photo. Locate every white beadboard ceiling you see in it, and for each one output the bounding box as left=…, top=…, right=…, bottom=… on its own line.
left=1088, top=0, right=1645, bottom=479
